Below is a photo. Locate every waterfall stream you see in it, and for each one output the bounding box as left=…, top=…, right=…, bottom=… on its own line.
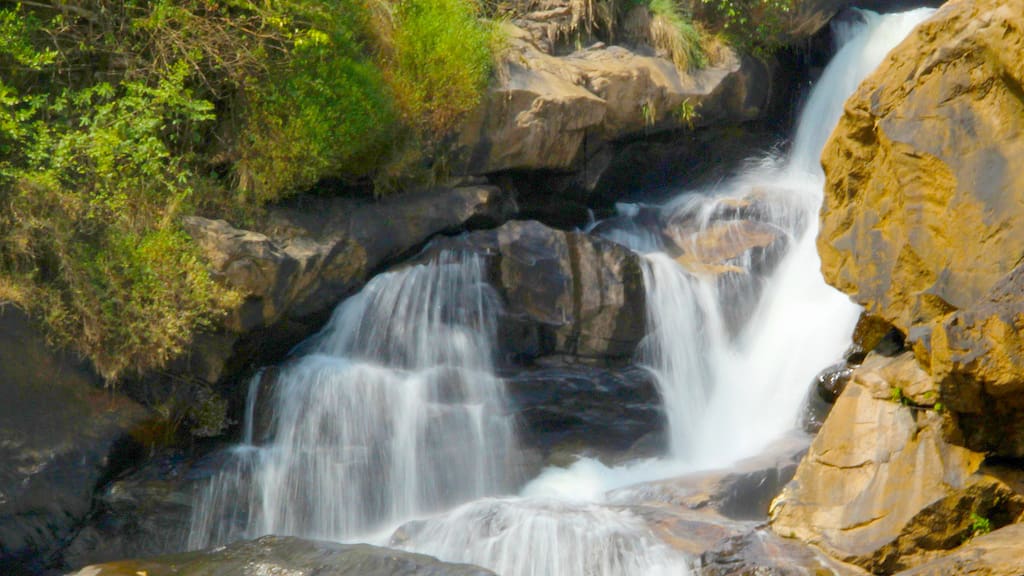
left=189, top=8, right=934, bottom=575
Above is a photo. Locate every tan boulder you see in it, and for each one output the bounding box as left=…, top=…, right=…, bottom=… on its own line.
left=453, top=22, right=769, bottom=176
left=818, top=0, right=1024, bottom=456
left=770, top=354, right=1024, bottom=572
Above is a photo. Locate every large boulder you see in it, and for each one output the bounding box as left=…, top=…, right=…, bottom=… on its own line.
left=423, top=220, right=648, bottom=363
left=69, top=535, right=495, bottom=576
left=770, top=353, right=1024, bottom=573
left=452, top=23, right=770, bottom=179
left=0, top=304, right=150, bottom=575
left=818, top=0, right=1024, bottom=457
left=178, top=185, right=515, bottom=384
left=503, top=365, right=664, bottom=461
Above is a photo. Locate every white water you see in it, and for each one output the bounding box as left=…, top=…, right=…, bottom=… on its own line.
left=189, top=252, right=522, bottom=548
left=190, top=8, right=933, bottom=576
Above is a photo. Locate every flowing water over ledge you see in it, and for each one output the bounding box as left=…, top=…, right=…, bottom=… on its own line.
left=188, top=8, right=935, bottom=575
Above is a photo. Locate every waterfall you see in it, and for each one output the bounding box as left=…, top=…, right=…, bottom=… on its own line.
left=397, top=8, right=934, bottom=575
left=189, top=252, right=522, bottom=548
left=190, top=8, right=935, bottom=576
left=639, top=8, right=936, bottom=468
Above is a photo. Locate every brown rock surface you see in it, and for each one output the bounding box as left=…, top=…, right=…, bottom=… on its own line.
left=818, top=0, right=1024, bottom=456
left=770, top=354, right=1024, bottom=573
left=895, top=523, right=1024, bottom=576
left=180, top=185, right=515, bottom=383
left=453, top=22, right=769, bottom=177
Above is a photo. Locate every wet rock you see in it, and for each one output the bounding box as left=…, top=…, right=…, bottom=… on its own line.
left=423, top=220, right=647, bottom=363
left=817, top=0, right=1024, bottom=458
left=799, top=359, right=856, bottom=433
left=0, top=304, right=150, bottom=575
left=69, top=534, right=495, bottom=576
left=61, top=452, right=201, bottom=569
left=699, top=528, right=869, bottom=576
left=610, top=433, right=809, bottom=522
left=895, top=523, right=1024, bottom=576
left=770, top=355, right=1024, bottom=573
left=504, top=365, right=664, bottom=461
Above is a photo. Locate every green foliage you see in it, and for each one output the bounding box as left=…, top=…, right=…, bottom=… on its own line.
left=645, top=0, right=707, bottom=70
left=677, top=97, right=699, bottom=128
left=641, top=101, right=656, bottom=127
left=235, top=2, right=397, bottom=203
left=969, top=512, right=992, bottom=538
left=889, top=386, right=909, bottom=406
left=382, top=0, right=495, bottom=138
left=700, top=0, right=793, bottom=55
left=0, top=50, right=238, bottom=379
left=0, top=0, right=501, bottom=379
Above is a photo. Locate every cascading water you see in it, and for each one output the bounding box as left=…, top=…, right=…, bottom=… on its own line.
left=190, top=8, right=935, bottom=576
left=394, top=8, right=934, bottom=575
left=189, top=252, right=521, bottom=548
left=641, top=8, right=935, bottom=468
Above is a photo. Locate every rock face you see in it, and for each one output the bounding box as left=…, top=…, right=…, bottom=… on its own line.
left=452, top=22, right=770, bottom=181
left=179, top=185, right=516, bottom=384
left=895, top=523, right=1024, bottom=576
left=423, top=220, right=647, bottom=363
left=504, top=365, right=664, bottom=461
left=69, top=535, right=496, bottom=576
left=817, top=0, right=1024, bottom=456
left=61, top=452, right=201, bottom=569
left=770, top=353, right=1024, bottom=573
left=0, top=304, right=150, bottom=575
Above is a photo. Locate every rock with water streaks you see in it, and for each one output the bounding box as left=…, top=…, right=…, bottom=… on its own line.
left=421, top=220, right=647, bottom=363
left=69, top=535, right=496, bottom=576
left=817, top=0, right=1024, bottom=457
left=770, top=353, right=1024, bottom=572
left=175, top=185, right=515, bottom=385
left=0, top=304, right=150, bottom=575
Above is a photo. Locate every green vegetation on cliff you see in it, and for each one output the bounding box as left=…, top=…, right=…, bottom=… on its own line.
left=0, top=0, right=494, bottom=379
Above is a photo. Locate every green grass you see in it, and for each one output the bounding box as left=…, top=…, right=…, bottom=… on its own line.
left=646, top=0, right=708, bottom=70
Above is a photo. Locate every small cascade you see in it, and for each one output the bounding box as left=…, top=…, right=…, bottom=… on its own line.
left=189, top=252, right=521, bottom=548
left=393, top=498, right=690, bottom=576
left=635, top=7, right=936, bottom=468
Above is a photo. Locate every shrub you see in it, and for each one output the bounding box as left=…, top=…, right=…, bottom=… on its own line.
left=378, top=0, right=495, bottom=139
left=699, top=0, right=793, bottom=55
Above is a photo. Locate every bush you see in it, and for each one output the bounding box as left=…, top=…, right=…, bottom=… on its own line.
left=234, top=2, right=398, bottom=203
left=0, top=0, right=501, bottom=380
left=0, top=52, right=238, bottom=379
left=378, top=0, right=496, bottom=139
left=700, top=0, right=793, bottom=55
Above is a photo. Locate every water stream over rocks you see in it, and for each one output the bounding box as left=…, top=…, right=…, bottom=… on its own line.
left=188, top=8, right=934, bottom=575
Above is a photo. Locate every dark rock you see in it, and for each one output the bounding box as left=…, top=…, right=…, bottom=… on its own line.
left=62, top=452, right=198, bottom=569
left=0, top=304, right=150, bottom=575
left=504, top=365, right=665, bottom=461
left=422, top=220, right=648, bottom=364
left=68, top=534, right=496, bottom=576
